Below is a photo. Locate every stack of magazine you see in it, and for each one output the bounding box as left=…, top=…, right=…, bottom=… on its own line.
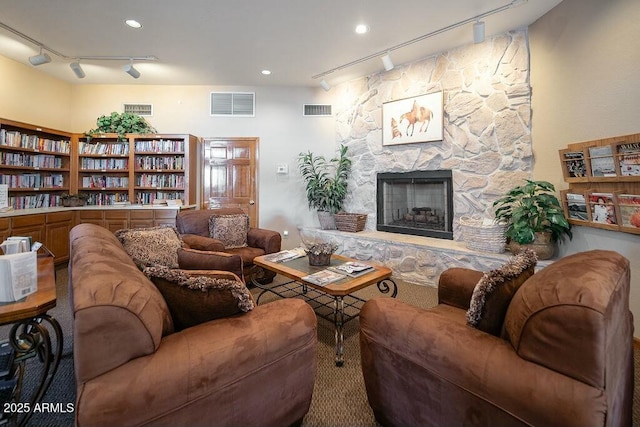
left=263, top=247, right=306, bottom=263
left=302, top=261, right=374, bottom=286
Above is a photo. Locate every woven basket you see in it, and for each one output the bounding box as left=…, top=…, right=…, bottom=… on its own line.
left=459, top=216, right=507, bottom=253
left=334, top=213, right=367, bottom=232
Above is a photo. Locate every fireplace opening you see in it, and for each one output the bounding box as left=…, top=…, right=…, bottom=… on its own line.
left=376, top=170, right=453, bottom=239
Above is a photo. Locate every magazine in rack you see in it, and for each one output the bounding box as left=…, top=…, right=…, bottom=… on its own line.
left=616, top=142, right=640, bottom=177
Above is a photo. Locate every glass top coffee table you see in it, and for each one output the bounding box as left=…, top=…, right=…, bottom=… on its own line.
left=252, top=253, right=397, bottom=366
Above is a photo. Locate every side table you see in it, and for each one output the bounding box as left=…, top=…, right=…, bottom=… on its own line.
left=0, top=255, right=63, bottom=427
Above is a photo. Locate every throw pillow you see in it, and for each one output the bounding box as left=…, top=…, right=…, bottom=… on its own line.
left=466, top=249, right=537, bottom=336
left=208, top=213, right=249, bottom=249
left=143, top=265, right=254, bottom=331
left=115, top=226, right=183, bottom=269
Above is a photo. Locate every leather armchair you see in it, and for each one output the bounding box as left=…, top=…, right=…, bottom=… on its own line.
left=359, top=250, right=633, bottom=427
left=176, top=208, right=281, bottom=284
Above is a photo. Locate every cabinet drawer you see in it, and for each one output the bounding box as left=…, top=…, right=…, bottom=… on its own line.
left=0, top=218, right=10, bottom=230
left=12, top=214, right=46, bottom=228
left=46, top=211, right=74, bottom=223
left=154, top=209, right=178, bottom=219
left=77, top=210, right=103, bottom=220
left=130, top=210, right=154, bottom=219
left=104, top=210, right=128, bottom=220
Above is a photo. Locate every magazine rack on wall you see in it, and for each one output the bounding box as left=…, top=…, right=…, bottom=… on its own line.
left=558, top=132, right=640, bottom=235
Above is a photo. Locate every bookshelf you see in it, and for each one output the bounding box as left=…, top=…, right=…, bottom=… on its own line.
left=0, top=118, right=71, bottom=210
left=559, top=132, right=640, bottom=235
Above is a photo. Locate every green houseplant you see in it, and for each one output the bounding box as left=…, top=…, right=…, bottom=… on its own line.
left=493, top=180, right=572, bottom=259
left=298, top=144, right=351, bottom=229
left=86, top=112, right=157, bottom=141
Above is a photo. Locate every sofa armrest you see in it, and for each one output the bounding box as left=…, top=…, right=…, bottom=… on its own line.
left=247, top=228, right=281, bottom=254
left=177, top=248, right=244, bottom=279
left=437, top=267, right=483, bottom=310
left=181, top=233, right=225, bottom=252
left=360, top=298, right=605, bottom=427
left=75, top=298, right=317, bottom=427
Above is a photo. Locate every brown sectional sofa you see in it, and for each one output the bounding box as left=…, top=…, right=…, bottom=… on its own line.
left=360, top=250, right=633, bottom=427
left=69, top=223, right=317, bottom=426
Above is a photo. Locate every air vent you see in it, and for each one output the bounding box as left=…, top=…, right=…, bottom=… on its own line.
left=123, top=103, right=153, bottom=116
left=303, top=104, right=332, bottom=116
left=210, top=92, right=255, bottom=117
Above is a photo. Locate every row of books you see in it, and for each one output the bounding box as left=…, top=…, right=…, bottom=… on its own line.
left=0, top=129, right=71, bottom=154
left=135, top=191, right=183, bottom=205
left=80, top=158, right=129, bottom=170
left=0, top=173, right=64, bottom=188
left=562, top=142, right=640, bottom=179
left=1, top=153, right=64, bottom=169
left=84, top=193, right=130, bottom=205
left=135, top=174, right=185, bottom=188
left=9, top=194, right=61, bottom=209
left=81, top=176, right=129, bottom=189
left=134, top=140, right=184, bottom=153
left=565, top=192, right=640, bottom=229
left=135, top=155, right=185, bottom=170
left=79, top=142, right=130, bottom=156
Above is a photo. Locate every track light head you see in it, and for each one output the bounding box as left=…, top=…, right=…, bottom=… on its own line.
left=123, top=61, right=141, bottom=79
left=473, top=21, right=485, bottom=44
left=320, top=79, right=331, bottom=91
left=29, top=50, right=51, bottom=66
left=70, top=61, right=85, bottom=79
left=381, top=53, right=394, bottom=71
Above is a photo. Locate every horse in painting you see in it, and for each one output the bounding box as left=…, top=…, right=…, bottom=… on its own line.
left=399, top=100, right=433, bottom=137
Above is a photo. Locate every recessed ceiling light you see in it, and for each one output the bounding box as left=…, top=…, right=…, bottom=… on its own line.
left=261, top=70, right=271, bottom=75
left=125, top=19, right=142, bottom=29
left=355, top=24, right=369, bottom=34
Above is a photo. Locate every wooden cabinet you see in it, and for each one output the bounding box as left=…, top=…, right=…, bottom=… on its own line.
left=75, top=210, right=104, bottom=227
left=129, top=210, right=155, bottom=228
left=46, top=211, right=73, bottom=262
left=0, top=118, right=72, bottom=210
left=559, top=132, right=640, bottom=235
left=104, top=210, right=129, bottom=232
left=11, top=214, right=45, bottom=244
left=0, top=218, right=10, bottom=242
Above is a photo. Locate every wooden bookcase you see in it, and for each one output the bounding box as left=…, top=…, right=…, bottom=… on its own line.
left=559, top=132, right=640, bottom=235
left=0, top=118, right=72, bottom=210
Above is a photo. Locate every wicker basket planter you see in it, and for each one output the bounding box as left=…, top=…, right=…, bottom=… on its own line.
left=459, top=216, right=506, bottom=253
left=334, top=213, right=367, bottom=232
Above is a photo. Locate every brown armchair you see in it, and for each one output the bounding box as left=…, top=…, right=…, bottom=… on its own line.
left=359, top=250, right=633, bottom=427
left=176, top=208, right=281, bottom=284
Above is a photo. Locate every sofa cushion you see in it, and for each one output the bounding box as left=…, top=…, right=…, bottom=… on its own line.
left=466, top=249, right=537, bottom=336
left=143, top=265, right=254, bottom=331
left=208, top=213, right=249, bottom=249
left=115, top=225, right=183, bottom=268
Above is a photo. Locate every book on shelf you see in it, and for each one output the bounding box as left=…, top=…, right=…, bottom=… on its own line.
left=589, top=192, right=617, bottom=225
left=263, top=247, right=306, bottom=263
left=302, top=269, right=345, bottom=287
left=566, top=193, right=587, bottom=221
left=588, top=145, right=617, bottom=177
left=562, top=151, right=587, bottom=178
left=329, top=261, right=375, bottom=277
left=616, top=142, right=640, bottom=177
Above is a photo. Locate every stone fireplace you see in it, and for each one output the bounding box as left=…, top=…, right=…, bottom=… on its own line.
left=376, top=170, right=453, bottom=240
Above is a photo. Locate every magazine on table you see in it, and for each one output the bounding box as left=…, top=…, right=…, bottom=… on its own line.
left=302, top=269, right=345, bottom=286
left=263, top=247, right=306, bottom=263
left=329, top=261, right=375, bottom=277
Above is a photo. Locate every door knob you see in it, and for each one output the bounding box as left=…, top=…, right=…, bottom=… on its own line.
left=249, top=200, right=255, bottom=205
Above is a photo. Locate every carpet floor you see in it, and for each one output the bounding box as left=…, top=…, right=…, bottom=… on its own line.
left=0, top=266, right=638, bottom=426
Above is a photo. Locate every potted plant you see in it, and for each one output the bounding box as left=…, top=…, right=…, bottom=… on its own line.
left=298, top=144, right=351, bottom=230
left=86, top=112, right=157, bottom=141
left=304, top=242, right=338, bottom=266
left=60, top=193, right=88, bottom=207
left=492, top=180, right=572, bottom=259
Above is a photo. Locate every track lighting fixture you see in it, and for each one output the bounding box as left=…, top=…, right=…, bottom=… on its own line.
left=69, top=61, right=85, bottom=79
left=123, top=60, right=141, bottom=79
left=473, top=21, right=486, bottom=44
left=29, top=48, right=51, bottom=66
left=381, top=53, right=394, bottom=71
left=320, top=79, right=331, bottom=91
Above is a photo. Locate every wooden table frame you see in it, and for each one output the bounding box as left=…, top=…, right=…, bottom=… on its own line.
left=252, top=254, right=397, bottom=366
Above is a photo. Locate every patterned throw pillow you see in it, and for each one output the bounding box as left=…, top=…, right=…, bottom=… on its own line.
left=115, top=226, right=183, bottom=269
left=208, top=214, right=249, bottom=249
left=143, top=265, right=254, bottom=331
left=466, top=249, right=538, bottom=336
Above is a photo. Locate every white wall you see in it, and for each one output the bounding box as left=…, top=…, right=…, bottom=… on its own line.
left=529, top=0, right=640, bottom=334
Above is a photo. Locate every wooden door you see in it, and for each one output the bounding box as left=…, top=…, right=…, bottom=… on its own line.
left=202, top=138, right=259, bottom=227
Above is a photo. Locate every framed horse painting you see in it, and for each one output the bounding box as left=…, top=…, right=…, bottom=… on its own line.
left=382, top=91, right=443, bottom=146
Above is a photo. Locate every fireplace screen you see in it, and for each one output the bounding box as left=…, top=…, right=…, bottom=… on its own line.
left=377, top=170, right=453, bottom=239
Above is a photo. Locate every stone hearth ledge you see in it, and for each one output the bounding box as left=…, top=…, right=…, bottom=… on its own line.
left=298, top=227, right=553, bottom=288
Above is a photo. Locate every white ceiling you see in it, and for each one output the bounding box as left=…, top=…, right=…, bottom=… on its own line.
left=0, top=0, right=562, bottom=87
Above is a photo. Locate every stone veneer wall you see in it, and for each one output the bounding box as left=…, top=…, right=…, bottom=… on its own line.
left=334, top=30, right=533, bottom=239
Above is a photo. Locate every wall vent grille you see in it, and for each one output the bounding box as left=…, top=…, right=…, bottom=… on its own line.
left=210, top=92, right=255, bottom=117
left=303, top=104, right=332, bottom=116
left=123, top=103, right=153, bottom=116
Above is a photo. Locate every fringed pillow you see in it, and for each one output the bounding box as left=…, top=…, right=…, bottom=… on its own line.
left=208, top=214, right=249, bottom=249
left=143, top=265, right=254, bottom=331
left=466, top=249, right=538, bottom=336
left=115, top=225, right=183, bottom=269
